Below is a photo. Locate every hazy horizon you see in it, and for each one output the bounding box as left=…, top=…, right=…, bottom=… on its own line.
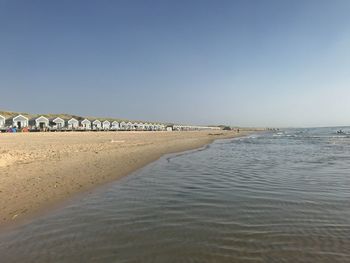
left=1, top=0, right=350, bottom=127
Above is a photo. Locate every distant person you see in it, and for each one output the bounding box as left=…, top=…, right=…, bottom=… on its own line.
left=237, top=129, right=240, bottom=133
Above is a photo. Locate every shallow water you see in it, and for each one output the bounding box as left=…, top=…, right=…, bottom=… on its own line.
left=1, top=128, right=350, bottom=262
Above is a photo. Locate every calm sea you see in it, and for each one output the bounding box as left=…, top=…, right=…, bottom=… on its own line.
left=1, top=128, right=350, bottom=262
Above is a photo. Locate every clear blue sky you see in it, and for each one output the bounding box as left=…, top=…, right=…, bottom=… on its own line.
left=1, top=0, right=350, bottom=127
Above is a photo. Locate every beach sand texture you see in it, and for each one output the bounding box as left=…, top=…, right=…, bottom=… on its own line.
left=0, top=130, right=249, bottom=227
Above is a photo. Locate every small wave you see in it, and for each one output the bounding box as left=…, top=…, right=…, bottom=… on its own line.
left=166, top=144, right=210, bottom=162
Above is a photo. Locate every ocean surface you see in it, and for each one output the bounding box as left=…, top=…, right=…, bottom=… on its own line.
left=1, top=128, right=350, bottom=262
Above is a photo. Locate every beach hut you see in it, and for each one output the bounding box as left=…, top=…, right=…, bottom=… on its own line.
left=102, top=120, right=110, bottom=130
left=126, top=122, right=133, bottom=131
left=67, top=118, right=79, bottom=129
left=0, top=115, right=5, bottom=128
left=29, top=116, right=50, bottom=130
left=119, top=121, right=127, bottom=130
left=50, top=117, right=65, bottom=129
left=132, top=122, right=138, bottom=130
left=9, top=114, right=29, bottom=129
left=136, top=122, right=144, bottom=131
left=81, top=119, right=91, bottom=130
left=92, top=120, right=102, bottom=130
left=111, top=121, right=119, bottom=130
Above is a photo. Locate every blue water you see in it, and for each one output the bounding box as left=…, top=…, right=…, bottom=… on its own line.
left=1, top=128, right=350, bottom=262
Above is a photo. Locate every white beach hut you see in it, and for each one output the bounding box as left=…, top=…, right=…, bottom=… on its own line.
left=81, top=119, right=91, bottom=130
left=50, top=117, right=65, bottom=129
left=92, top=120, right=102, bottom=130
left=67, top=118, right=79, bottom=129
left=29, top=116, right=50, bottom=130
left=111, top=121, right=119, bottom=130
left=10, top=115, right=29, bottom=129
left=119, top=121, right=127, bottom=130
left=0, top=115, right=5, bottom=128
left=102, top=120, right=110, bottom=130
left=132, top=122, right=138, bottom=131
left=126, top=122, right=133, bottom=131
left=137, top=122, right=144, bottom=131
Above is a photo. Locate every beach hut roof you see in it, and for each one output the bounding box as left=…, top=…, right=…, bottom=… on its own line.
left=0, top=115, right=5, bottom=120
left=31, top=115, right=49, bottom=122
left=68, top=118, right=78, bottom=123
left=112, top=121, right=119, bottom=124
left=13, top=114, right=29, bottom=121
left=50, top=117, right=64, bottom=122
left=93, top=119, right=101, bottom=124
left=103, top=120, right=110, bottom=124
left=81, top=119, right=91, bottom=123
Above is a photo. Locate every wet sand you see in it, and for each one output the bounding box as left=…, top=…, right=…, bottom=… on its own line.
left=0, top=130, right=250, bottom=227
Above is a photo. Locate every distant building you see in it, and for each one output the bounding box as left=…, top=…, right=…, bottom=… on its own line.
left=132, top=122, right=138, bottom=130
left=81, top=119, right=91, bottom=130
left=102, top=120, right=110, bottom=130
left=111, top=121, right=119, bottom=130
left=92, top=120, right=102, bottom=130
left=50, top=117, right=65, bottom=129
left=119, top=121, right=127, bottom=130
left=0, top=115, right=5, bottom=128
left=126, top=122, right=133, bottom=131
left=136, top=122, right=144, bottom=131
left=29, top=116, right=50, bottom=130
left=66, top=118, right=79, bottom=129
left=7, top=114, right=29, bottom=129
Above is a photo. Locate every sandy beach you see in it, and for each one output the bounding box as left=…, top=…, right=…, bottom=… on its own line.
left=0, top=130, right=250, bottom=227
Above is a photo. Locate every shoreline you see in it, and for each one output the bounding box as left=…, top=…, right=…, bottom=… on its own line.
left=0, top=130, right=254, bottom=229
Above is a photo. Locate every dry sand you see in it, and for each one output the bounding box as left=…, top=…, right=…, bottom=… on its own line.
left=0, top=130, right=251, bottom=227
